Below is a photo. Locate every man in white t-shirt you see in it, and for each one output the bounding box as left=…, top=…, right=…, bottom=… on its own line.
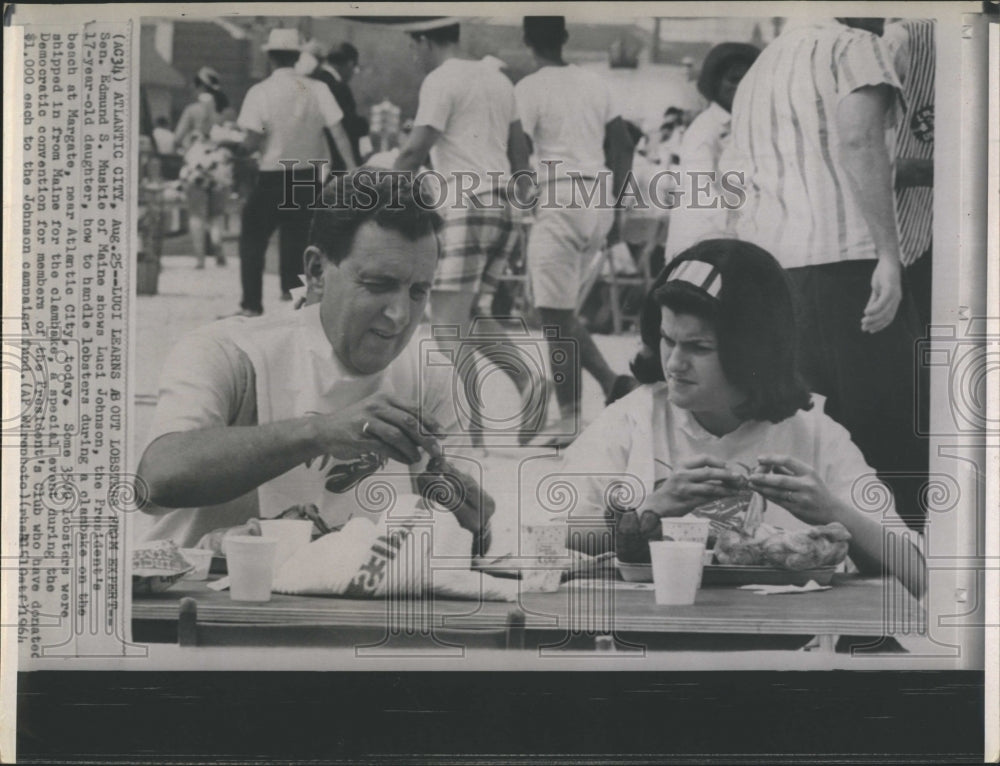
left=234, top=28, right=356, bottom=317
left=515, top=16, right=638, bottom=437
left=394, top=21, right=533, bottom=444
left=394, top=21, right=531, bottom=336
left=137, top=172, right=490, bottom=550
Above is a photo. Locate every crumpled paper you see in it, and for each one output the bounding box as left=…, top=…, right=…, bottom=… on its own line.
left=738, top=580, right=831, bottom=596
left=273, top=508, right=519, bottom=602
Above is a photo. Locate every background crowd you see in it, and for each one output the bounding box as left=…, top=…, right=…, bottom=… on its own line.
left=136, top=15, right=935, bottom=536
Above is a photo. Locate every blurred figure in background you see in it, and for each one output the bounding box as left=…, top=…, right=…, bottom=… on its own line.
left=656, top=106, right=685, bottom=168
left=152, top=116, right=176, bottom=156
left=883, top=18, right=935, bottom=332
left=516, top=16, right=638, bottom=438
left=395, top=20, right=531, bottom=445
left=664, top=42, right=759, bottom=259
left=174, top=66, right=232, bottom=269
left=313, top=42, right=369, bottom=170
left=233, top=29, right=356, bottom=317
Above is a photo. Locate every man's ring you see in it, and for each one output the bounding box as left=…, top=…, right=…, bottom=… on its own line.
left=362, top=421, right=371, bottom=437
left=783, top=491, right=791, bottom=503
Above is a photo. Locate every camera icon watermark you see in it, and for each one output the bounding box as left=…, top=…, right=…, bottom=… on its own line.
left=915, top=319, right=998, bottom=436
left=419, top=317, right=578, bottom=446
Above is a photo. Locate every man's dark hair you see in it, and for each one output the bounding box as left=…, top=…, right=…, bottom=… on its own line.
left=523, top=16, right=568, bottom=52
left=328, top=42, right=359, bottom=66
left=696, top=42, right=760, bottom=103
left=410, top=23, right=460, bottom=46
left=308, top=169, right=443, bottom=264
left=155, top=116, right=169, bottom=128
left=631, top=239, right=813, bottom=424
left=268, top=50, right=300, bottom=69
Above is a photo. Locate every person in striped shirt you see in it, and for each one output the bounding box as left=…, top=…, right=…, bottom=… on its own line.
left=884, top=18, right=935, bottom=332
left=724, top=17, right=926, bottom=529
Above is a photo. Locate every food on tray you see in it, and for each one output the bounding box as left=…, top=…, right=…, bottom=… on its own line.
left=417, top=456, right=495, bottom=556
left=614, top=509, right=663, bottom=564
left=132, top=539, right=194, bottom=594
left=714, top=522, right=851, bottom=570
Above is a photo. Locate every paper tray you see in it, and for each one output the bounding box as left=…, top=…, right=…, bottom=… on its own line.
left=701, top=564, right=836, bottom=587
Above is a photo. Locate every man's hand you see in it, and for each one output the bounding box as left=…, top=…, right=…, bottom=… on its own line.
left=641, top=455, right=744, bottom=517
left=314, top=392, right=445, bottom=466
left=862, top=257, right=903, bottom=333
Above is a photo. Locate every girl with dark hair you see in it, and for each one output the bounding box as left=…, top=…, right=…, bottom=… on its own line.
left=175, top=66, right=235, bottom=269
left=561, top=239, right=923, bottom=596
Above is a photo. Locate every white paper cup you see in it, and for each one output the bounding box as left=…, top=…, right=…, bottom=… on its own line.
left=522, top=524, right=565, bottom=593
left=226, top=536, right=277, bottom=602
left=660, top=516, right=711, bottom=546
left=649, top=540, right=704, bottom=605
left=259, top=519, right=313, bottom=570
left=179, top=548, right=214, bottom=581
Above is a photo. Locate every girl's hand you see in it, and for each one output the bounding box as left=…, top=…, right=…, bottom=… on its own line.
left=642, top=455, right=744, bottom=517
left=748, top=455, right=838, bottom=526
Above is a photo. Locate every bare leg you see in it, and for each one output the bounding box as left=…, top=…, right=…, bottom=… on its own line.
left=431, top=291, right=537, bottom=443
left=209, top=216, right=226, bottom=265
left=537, top=307, right=618, bottom=418
left=189, top=214, right=207, bottom=269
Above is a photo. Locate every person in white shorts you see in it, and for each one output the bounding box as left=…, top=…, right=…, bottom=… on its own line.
left=516, top=16, right=638, bottom=438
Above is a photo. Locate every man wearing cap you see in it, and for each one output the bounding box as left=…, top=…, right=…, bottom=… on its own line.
left=234, top=28, right=357, bottom=317
left=312, top=42, right=369, bottom=170
left=394, top=20, right=530, bottom=340
left=724, top=18, right=926, bottom=528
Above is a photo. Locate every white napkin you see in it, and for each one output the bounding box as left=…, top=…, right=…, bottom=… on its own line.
left=273, top=511, right=519, bottom=601
left=738, top=580, right=831, bottom=596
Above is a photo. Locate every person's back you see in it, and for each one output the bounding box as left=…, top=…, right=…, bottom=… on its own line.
left=515, top=64, right=612, bottom=180
left=726, top=19, right=901, bottom=268
left=417, top=57, right=514, bottom=194
left=240, top=68, right=339, bottom=171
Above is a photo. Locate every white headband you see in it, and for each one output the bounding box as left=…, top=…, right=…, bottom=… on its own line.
left=666, top=260, right=722, bottom=299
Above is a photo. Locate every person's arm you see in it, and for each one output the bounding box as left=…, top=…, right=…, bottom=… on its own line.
left=604, top=116, right=635, bottom=202
left=327, top=121, right=357, bottom=172
left=604, top=116, right=636, bottom=244
left=241, top=128, right=265, bottom=156
left=393, top=125, right=440, bottom=172
left=173, top=106, right=194, bottom=148
left=506, top=119, right=534, bottom=205
left=749, top=455, right=925, bottom=600
left=836, top=84, right=903, bottom=333
left=139, top=392, right=445, bottom=510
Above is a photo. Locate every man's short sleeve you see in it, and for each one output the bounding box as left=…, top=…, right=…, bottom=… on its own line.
left=237, top=83, right=267, bottom=134
left=310, top=79, right=345, bottom=128
left=835, top=30, right=904, bottom=102
left=414, top=69, right=451, bottom=133
left=144, top=329, right=255, bottom=452
left=514, top=79, right=539, bottom=139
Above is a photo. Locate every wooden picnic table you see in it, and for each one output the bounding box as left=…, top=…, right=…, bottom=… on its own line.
left=132, top=573, right=924, bottom=653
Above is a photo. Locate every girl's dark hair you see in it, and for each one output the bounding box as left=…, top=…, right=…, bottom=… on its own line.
left=630, top=239, right=812, bottom=424
left=308, top=168, right=443, bottom=264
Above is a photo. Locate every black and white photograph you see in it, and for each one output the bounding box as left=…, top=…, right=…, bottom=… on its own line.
left=4, top=3, right=996, bottom=762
